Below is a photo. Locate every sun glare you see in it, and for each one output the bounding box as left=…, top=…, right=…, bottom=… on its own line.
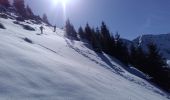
left=53, top=0, right=69, bottom=5
left=52, top=0, right=68, bottom=21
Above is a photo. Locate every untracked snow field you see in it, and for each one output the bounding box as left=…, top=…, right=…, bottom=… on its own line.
left=0, top=17, right=169, bottom=100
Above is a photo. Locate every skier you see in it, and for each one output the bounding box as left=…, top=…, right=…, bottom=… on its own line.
left=40, top=26, right=44, bottom=34
left=53, top=25, right=56, bottom=32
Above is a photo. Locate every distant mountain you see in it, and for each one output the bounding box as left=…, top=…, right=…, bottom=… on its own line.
left=133, top=33, right=170, bottom=60
left=121, top=38, right=133, bottom=48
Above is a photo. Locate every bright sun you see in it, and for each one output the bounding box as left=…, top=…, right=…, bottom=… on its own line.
left=53, top=0, right=69, bottom=5
left=52, top=0, right=69, bottom=21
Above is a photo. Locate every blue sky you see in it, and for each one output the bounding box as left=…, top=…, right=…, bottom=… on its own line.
left=11, top=0, right=170, bottom=40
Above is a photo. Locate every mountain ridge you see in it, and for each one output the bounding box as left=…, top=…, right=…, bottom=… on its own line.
left=132, top=33, right=170, bottom=60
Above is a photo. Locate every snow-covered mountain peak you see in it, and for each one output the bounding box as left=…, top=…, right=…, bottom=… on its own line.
left=133, top=33, right=170, bottom=59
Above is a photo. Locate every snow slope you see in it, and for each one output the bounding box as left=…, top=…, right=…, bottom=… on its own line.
left=0, top=17, right=169, bottom=100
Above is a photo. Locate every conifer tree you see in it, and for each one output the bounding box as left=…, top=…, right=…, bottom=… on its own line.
left=94, top=27, right=102, bottom=52
left=146, top=43, right=170, bottom=91
left=100, top=21, right=110, bottom=38
left=130, top=44, right=138, bottom=65
left=42, top=14, right=50, bottom=25
left=78, top=26, right=86, bottom=39
left=100, top=22, right=111, bottom=53
left=84, top=23, right=92, bottom=42
left=0, top=0, right=10, bottom=7
left=70, top=25, right=77, bottom=39
left=90, top=28, right=99, bottom=51
left=65, top=19, right=78, bottom=39
left=129, top=42, right=170, bottom=91
left=130, top=44, right=147, bottom=70
left=65, top=19, right=72, bottom=36
left=114, top=33, right=129, bottom=64
left=26, top=5, right=34, bottom=19
left=114, top=32, right=120, bottom=44
left=136, top=46, right=147, bottom=70
left=95, top=27, right=100, bottom=35
left=13, top=0, right=26, bottom=17
left=146, top=43, right=166, bottom=74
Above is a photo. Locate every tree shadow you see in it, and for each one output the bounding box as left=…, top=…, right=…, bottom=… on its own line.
left=96, top=53, right=124, bottom=73
left=65, top=38, right=123, bottom=74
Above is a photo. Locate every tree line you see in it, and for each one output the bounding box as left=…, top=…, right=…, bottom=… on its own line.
left=65, top=20, right=170, bottom=92
left=0, top=0, right=50, bottom=25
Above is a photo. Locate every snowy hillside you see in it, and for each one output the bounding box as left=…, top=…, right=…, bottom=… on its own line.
left=0, top=15, right=170, bottom=99
left=133, top=34, right=170, bottom=60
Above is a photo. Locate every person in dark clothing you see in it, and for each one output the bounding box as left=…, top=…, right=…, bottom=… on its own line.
left=54, top=25, right=56, bottom=32
left=40, top=26, right=44, bottom=34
